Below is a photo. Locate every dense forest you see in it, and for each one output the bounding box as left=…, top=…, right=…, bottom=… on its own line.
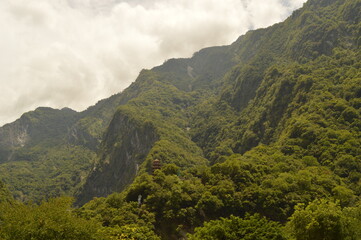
left=0, top=0, right=361, bottom=239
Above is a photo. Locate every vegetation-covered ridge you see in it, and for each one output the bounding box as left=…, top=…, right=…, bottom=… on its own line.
left=0, top=0, right=360, bottom=239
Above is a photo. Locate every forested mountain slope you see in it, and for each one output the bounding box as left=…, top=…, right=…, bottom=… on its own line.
left=0, top=0, right=360, bottom=239
left=78, top=0, right=361, bottom=201
left=77, top=0, right=361, bottom=238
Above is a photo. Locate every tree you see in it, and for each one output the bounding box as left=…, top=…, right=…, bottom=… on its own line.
left=287, top=199, right=346, bottom=240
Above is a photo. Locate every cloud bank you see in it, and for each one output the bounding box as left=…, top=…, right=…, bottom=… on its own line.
left=0, top=0, right=306, bottom=126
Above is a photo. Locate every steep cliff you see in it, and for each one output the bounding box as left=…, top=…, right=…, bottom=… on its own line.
left=76, top=110, right=159, bottom=205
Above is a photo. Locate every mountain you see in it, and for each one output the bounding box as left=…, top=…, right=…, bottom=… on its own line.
left=0, top=0, right=360, bottom=238
left=0, top=95, right=126, bottom=201
left=76, top=45, right=238, bottom=204
left=77, top=0, right=361, bottom=238
left=78, top=0, right=361, bottom=203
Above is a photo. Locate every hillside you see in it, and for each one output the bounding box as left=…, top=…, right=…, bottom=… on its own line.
left=0, top=93, right=131, bottom=201
left=78, top=0, right=361, bottom=203
left=0, top=0, right=360, bottom=239
left=77, top=0, right=361, bottom=238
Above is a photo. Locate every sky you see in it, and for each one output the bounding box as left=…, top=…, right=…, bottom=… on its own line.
left=0, top=0, right=306, bottom=126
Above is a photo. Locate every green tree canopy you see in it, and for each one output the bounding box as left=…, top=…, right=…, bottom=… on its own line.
left=188, top=214, right=285, bottom=240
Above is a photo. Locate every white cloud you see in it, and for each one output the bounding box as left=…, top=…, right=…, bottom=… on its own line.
left=0, top=0, right=306, bottom=126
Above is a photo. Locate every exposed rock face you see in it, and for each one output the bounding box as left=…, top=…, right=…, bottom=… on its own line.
left=76, top=110, right=159, bottom=205
left=0, top=107, right=79, bottom=163
left=0, top=118, right=30, bottom=163
left=0, top=118, right=30, bottom=149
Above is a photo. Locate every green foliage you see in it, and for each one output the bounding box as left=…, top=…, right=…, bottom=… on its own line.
left=0, top=197, right=98, bottom=240
left=0, top=145, right=96, bottom=202
left=188, top=214, right=285, bottom=240
left=0, top=181, right=13, bottom=204
left=96, top=225, right=160, bottom=240
left=286, top=199, right=361, bottom=240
